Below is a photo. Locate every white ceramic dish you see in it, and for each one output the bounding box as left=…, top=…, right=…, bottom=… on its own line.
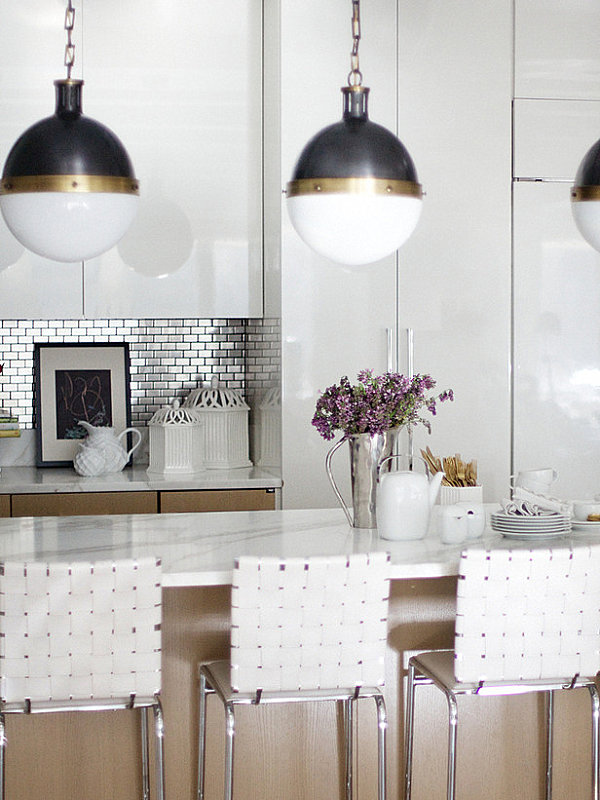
left=491, top=521, right=569, bottom=531
left=498, top=530, right=570, bottom=540
left=492, top=517, right=568, bottom=526
left=491, top=512, right=571, bottom=537
left=571, top=519, right=600, bottom=530
left=491, top=519, right=570, bottom=532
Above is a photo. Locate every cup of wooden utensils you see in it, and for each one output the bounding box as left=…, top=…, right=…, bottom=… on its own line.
left=420, top=447, right=483, bottom=505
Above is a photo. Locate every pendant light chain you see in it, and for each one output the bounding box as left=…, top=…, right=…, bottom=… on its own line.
left=64, top=0, right=76, bottom=80
left=348, top=0, right=362, bottom=87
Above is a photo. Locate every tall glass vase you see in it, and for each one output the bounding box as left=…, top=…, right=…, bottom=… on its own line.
left=325, top=428, right=400, bottom=529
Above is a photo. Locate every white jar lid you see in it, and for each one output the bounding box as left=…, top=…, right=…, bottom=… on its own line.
left=149, top=399, right=203, bottom=426
left=183, top=377, right=249, bottom=411
left=259, top=386, right=281, bottom=409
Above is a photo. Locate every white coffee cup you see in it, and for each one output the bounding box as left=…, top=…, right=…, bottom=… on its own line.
left=513, top=467, right=558, bottom=495
left=440, top=505, right=469, bottom=544
left=456, top=502, right=486, bottom=539
left=572, top=501, right=600, bottom=521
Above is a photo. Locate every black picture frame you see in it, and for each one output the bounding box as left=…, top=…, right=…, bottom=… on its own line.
left=34, top=342, right=132, bottom=467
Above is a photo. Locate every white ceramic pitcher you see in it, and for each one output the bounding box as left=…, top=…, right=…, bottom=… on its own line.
left=73, top=420, right=142, bottom=477
left=376, top=455, right=444, bottom=541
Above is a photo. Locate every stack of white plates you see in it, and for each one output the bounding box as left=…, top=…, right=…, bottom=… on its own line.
left=490, top=511, right=571, bottom=540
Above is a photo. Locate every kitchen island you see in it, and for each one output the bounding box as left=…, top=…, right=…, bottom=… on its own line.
left=0, top=508, right=595, bottom=800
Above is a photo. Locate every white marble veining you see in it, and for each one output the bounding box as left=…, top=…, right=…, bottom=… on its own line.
left=0, top=506, right=594, bottom=588
left=0, top=465, right=281, bottom=495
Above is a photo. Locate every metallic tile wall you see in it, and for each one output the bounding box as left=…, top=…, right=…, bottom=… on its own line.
left=0, top=317, right=281, bottom=427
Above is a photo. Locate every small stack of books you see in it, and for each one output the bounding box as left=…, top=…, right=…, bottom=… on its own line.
left=0, top=408, right=20, bottom=438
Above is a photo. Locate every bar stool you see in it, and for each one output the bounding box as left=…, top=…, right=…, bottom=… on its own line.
left=0, top=557, right=164, bottom=800
left=197, top=551, right=391, bottom=800
left=404, top=544, right=600, bottom=800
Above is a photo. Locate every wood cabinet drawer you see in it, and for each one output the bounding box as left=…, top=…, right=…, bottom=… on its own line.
left=159, top=489, right=276, bottom=514
left=0, top=495, right=10, bottom=517
left=11, top=491, right=158, bottom=517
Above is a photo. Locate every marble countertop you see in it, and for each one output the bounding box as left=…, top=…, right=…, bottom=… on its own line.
left=0, top=465, right=282, bottom=494
left=0, top=506, right=594, bottom=588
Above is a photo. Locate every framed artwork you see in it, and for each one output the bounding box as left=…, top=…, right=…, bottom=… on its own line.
left=34, top=342, right=132, bottom=467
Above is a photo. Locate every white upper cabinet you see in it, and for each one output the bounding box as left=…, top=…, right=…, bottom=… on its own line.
left=515, top=0, right=600, bottom=100
left=514, top=98, right=600, bottom=180
left=83, top=0, right=263, bottom=318
left=0, top=0, right=263, bottom=320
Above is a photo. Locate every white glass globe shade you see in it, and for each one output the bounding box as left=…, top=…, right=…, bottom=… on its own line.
left=0, top=192, right=139, bottom=262
left=287, top=193, right=422, bottom=266
left=572, top=200, right=600, bottom=253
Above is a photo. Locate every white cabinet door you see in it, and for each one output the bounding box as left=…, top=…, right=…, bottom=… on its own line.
left=81, top=0, right=263, bottom=318
left=0, top=1, right=84, bottom=319
left=514, top=98, right=600, bottom=181
left=513, top=181, right=600, bottom=500
left=515, top=0, right=600, bottom=100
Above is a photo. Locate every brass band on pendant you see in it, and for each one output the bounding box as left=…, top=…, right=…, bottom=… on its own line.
left=0, top=175, right=140, bottom=195
left=286, top=177, right=422, bottom=198
left=571, top=186, right=600, bottom=202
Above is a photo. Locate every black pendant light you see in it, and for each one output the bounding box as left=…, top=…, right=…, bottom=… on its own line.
left=571, top=139, right=600, bottom=252
left=286, top=0, right=422, bottom=266
left=0, top=1, right=139, bottom=263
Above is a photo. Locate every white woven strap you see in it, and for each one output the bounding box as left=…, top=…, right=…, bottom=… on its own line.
left=455, top=545, right=600, bottom=683
left=0, top=557, right=162, bottom=704
left=231, top=551, right=390, bottom=693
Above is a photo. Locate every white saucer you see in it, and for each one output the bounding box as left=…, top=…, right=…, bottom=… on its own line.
left=498, top=530, right=570, bottom=540
left=571, top=519, right=600, bottom=530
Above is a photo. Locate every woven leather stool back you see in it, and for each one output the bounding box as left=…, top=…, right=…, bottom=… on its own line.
left=230, top=551, right=390, bottom=693
left=0, top=557, right=162, bottom=706
left=455, top=545, right=600, bottom=683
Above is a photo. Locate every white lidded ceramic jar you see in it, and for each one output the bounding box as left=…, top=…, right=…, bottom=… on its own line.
left=147, top=399, right=205, bottom=475
left=183, top=377, right=251, bottom=469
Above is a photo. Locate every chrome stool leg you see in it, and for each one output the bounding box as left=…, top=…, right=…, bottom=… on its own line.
left=589, top=684, right=600, bottom=800
left=141, top=706, right=150, bottom=800
left=0, top=713, right=5, bottom=800
left=153, top=696, right=166, bottom=800
left=374, top=693, right=387, bottom=800
left=343, top=698, right=353, bottom=800
left=404, top=663, right=417, bottom=800
left=443, top=688, right=458, bottom=800
left=198, top=671, right=210, bottom=800
left=545, top=690, right=554, bottom=800
left=224, top=701, right=235, bottom=800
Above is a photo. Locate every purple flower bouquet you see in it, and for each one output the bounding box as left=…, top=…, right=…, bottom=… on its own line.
left=312, top=369, right=453, bottom=441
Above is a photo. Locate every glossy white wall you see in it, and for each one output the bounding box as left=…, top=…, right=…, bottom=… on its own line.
left=0, top=1, right=83, bottom=319
left=279, top=0, right=399, bottom=509
left=394, top=0, right=513, bottom=502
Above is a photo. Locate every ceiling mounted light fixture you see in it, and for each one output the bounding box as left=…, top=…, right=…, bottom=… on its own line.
left=0, top=0, right=139, bottom=263
left=286, top=0, right=422, bottom=266
left=571, top=138, right=600, bottom=252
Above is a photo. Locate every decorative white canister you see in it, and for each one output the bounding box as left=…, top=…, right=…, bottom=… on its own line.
left=257, top=386, right=281, bottom=468
left=183, top=378, right=252, bottom=469
left=147, top=399, right=205, bottom=475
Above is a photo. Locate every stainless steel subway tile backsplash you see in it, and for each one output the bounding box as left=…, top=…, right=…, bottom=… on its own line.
left=0, top=317, right=280, bottom=428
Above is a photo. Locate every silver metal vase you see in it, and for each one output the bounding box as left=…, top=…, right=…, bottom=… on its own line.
left=325, top=428, right=399, bottom=529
